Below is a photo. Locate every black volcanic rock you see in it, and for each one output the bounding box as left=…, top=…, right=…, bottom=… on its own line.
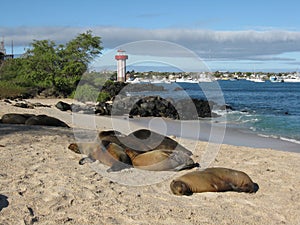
left=55, top=101, right=72, bottom=111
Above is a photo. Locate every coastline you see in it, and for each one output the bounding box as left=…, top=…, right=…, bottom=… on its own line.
left=0, top=98, right=300, bottom=224
left=0, top=98, right=299, bottom=153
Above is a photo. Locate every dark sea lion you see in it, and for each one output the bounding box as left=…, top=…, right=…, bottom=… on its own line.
left=25, top=115, right=69, bottom=127
left=68, top=141, right=132, bottom=172
left=100, top=129, right=193, bottom=155
left=1, top=113, right=35, bottom=124
left=125, top=148, right=199, bottom=171
left=170, top=167, right=259, bottom=195
left=128, top=129, right=193, bottom=155
left=99, top=130, right=150, bottom=152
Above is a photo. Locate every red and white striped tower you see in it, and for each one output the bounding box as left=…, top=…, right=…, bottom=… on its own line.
left=115, top=49, right=128, bottom=82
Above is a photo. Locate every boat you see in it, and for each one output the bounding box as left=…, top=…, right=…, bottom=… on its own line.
left=126, top=77, right=141, bottom=83
left=246, top=70, right=267, bottom=83
left=283, top=73, right=300, bottom=82
left=247, top=77, right=265, bottom=82
left=269, top=76, right=284, bottom=83
left=175, top=77, right=199, bottom=83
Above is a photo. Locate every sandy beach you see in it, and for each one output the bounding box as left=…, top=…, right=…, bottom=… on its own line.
left=0, top=98, right=299, bottom=224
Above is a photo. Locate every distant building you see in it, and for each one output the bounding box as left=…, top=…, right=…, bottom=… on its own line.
left=115, top=49, right=128, bottom=82
left=0, top=38, right=14, bottom=62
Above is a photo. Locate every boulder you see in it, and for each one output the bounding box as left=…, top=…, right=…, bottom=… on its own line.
left=55, top=101, right=72, bottom=111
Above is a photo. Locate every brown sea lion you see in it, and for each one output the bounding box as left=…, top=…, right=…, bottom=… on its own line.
left=125, top=148, right=199, bottom=171
left=170, top=167, right=259, bottom=195
left=68, top=141, right=132, bottom=172
left=25, top=115, right=69, bottom=127
left=128, top=129, right=193, bottom=155
left=1, top=113, right=35, bottom=124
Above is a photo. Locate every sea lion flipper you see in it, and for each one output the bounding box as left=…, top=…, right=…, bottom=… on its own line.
left=79, top=157, right=96, bottom=165
left=107, top=161, right=133, bottom=172
left=174, top=162, right=200, bottom=171
left=168, top=151, right=199, bottom=171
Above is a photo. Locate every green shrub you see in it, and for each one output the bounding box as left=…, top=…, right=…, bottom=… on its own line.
left=72, top=84, right=99, bottom=102
left=97, top=92, right=110, bottom=103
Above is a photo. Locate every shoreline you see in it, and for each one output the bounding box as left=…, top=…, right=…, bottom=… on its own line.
left=0, top=98, right=299, bottom=153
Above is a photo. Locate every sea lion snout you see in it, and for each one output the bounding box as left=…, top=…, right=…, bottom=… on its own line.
left=247, top=182, right=259, bottom=193
left=253, top=183, right=259, bottom=192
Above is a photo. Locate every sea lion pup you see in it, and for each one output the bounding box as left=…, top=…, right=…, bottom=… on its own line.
left=125, top=148, right=199, bottom=171
left=128, top=129, right=193, bottom=155
left=25, top=115, right=69, bottom=128
left=68, top=141, right=132, bottom=172
left=1, top=113, right=35, bottom=124
left=170, top=167, right=259, bottom=195
left=99, top=130, right=150, bottom=152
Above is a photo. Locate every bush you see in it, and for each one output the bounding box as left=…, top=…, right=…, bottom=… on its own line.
left=97, top=92, right=110, bottom=103
left=0, top=81, right=30, bottom=99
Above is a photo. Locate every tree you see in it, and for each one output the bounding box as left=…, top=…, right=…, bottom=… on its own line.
left=24, top=39, right=60, bottom=86
left=0, top=30, right=103, bottom=96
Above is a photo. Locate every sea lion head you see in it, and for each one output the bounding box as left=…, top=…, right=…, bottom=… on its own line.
left=68, top=143, right=80, bottom=154
left=243, top=182, right=259, bottom=193
left=170, top=180, right=193, bottom=196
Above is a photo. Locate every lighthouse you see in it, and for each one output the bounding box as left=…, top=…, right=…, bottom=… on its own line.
left=115, top=49, right=128, bottom=82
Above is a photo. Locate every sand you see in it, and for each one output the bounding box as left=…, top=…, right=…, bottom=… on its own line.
left=0, top=98, right=299, bottom=225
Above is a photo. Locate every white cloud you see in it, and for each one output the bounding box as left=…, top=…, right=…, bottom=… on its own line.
left=1, top=26, right=300, bottom=61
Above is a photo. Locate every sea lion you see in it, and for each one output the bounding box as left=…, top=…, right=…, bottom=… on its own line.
left=128, top=129, right=193, bottom=155
left=100, top=129, right=193, bottom=155
left=1, top=113, right=35, bottom=124
left=68, top=141, right=132, bottom=172
left=25, top=115, right=69, bottom=127
left=170, top=167, right=259, bottom=195
left=125, top=148, right=199, bottom=171
left=99, top=130, right=150, bottom=152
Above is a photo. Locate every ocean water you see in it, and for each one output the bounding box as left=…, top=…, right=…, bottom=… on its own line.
left=175, top=80, right=300, bottom=143
left=127, top=80, right=300, bottom=144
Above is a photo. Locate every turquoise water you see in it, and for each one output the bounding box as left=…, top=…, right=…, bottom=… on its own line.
left=178, top=80, right=300, bottom=143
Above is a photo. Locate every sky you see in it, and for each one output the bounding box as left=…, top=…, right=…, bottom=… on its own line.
left=1, top=0, right=300, bottom=72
